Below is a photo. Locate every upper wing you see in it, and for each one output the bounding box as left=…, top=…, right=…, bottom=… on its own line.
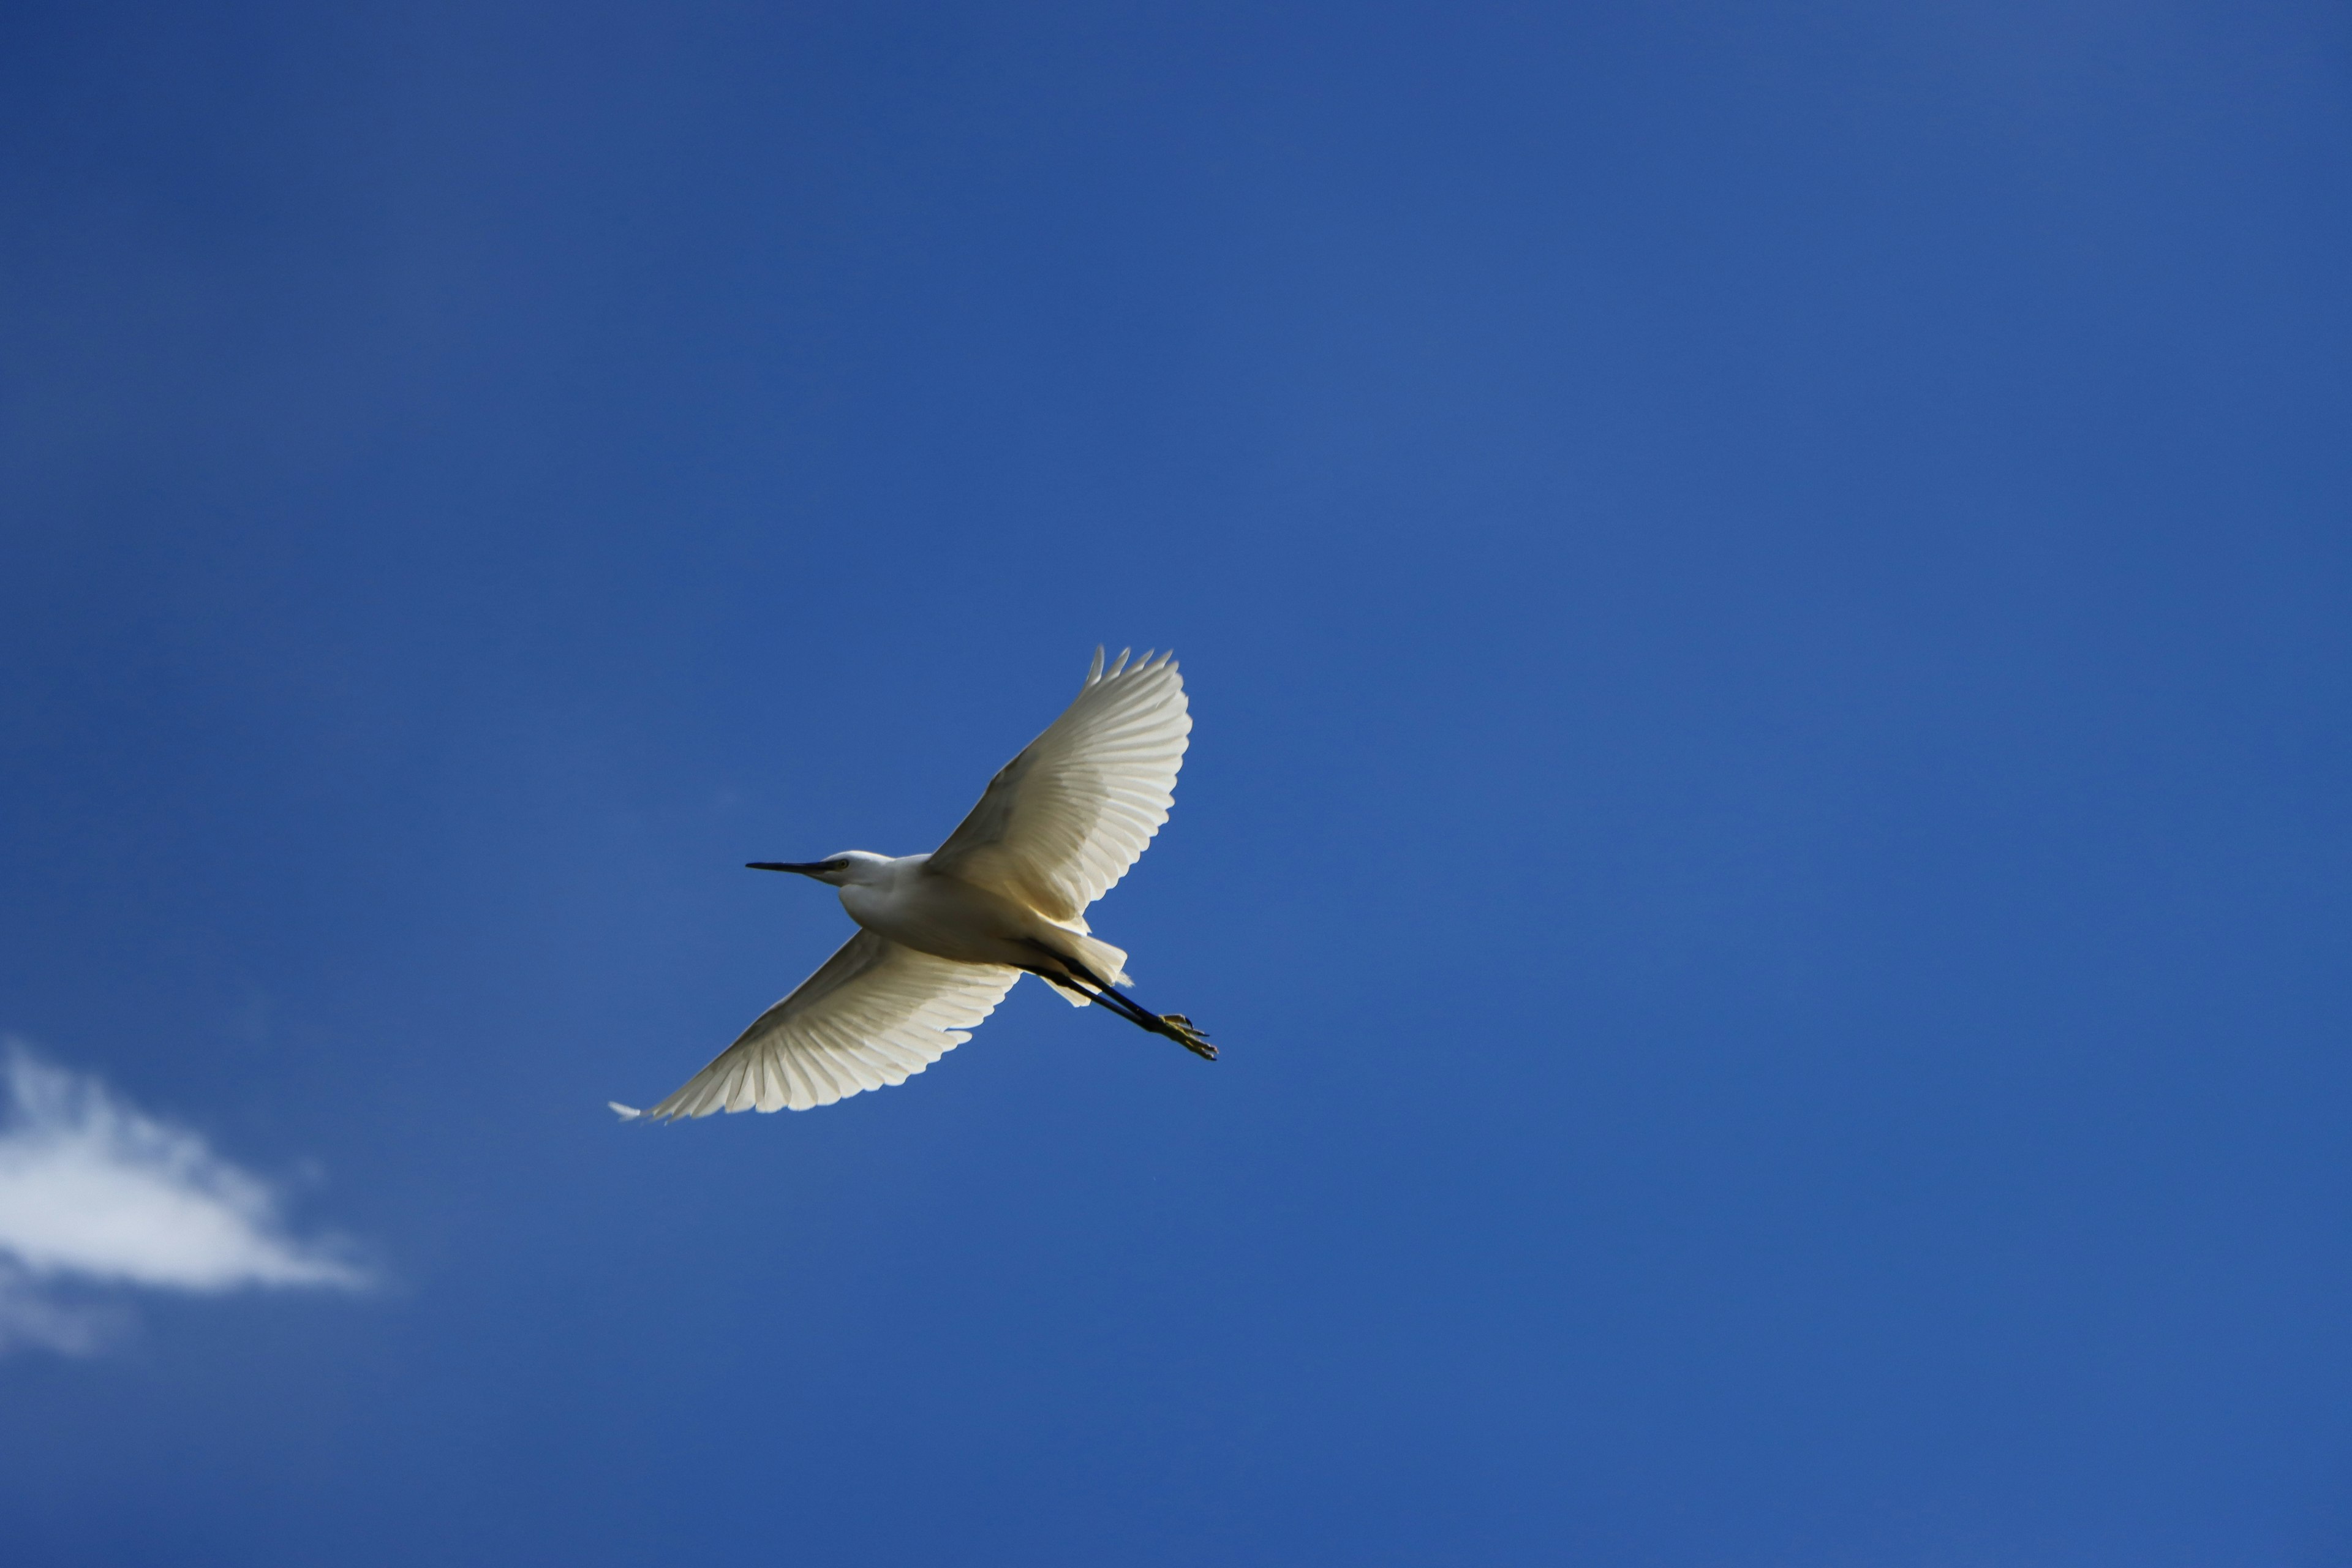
left=928, top=648, right=1191, bottom=923
left=619, top=930, right=1017, bottom=1120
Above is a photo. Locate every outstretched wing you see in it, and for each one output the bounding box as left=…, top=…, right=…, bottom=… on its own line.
left=929, top=648, right=1190, bottom=924
left=617, top=930, right=1017, bottom=1120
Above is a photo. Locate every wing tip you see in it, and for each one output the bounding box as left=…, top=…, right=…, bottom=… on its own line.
left=608, top=1101, right=646, bottom=1121
left=1084, top=644, right=1179, bottom=688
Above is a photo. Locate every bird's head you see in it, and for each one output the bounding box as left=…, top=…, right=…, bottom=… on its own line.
left=745, top=850, right=892, bottom=887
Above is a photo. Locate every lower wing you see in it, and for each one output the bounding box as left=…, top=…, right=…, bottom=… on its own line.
left=614, top=930, right=1019, bottom=1119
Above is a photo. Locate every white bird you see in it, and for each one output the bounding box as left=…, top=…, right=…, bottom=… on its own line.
left=611, top=648, right=1211, bottom=1121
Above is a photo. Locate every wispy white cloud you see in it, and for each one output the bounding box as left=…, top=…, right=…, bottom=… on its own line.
left=0, top=1041, right=369, bottom=1354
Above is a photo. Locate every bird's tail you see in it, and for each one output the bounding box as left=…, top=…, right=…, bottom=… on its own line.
left=1040, top=931, right=1131, bottom=1007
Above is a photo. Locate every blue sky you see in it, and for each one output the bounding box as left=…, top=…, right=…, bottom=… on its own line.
left=2, top=0, right=2349, bottom=1561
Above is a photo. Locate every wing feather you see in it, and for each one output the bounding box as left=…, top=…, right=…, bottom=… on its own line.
left=625, top=930, right=1017, bottom=1120
left=929, top=647, right=1191, bottom=922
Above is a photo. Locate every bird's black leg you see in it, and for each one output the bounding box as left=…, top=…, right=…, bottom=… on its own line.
left=1014, top=947, right=1216, bottom=1061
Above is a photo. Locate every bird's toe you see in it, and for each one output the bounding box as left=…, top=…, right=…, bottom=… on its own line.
left=1158, top=1014, right=1216, bottom=1061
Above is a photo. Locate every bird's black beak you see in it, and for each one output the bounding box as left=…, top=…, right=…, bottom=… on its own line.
left=747, top=861, right=832, bottom=876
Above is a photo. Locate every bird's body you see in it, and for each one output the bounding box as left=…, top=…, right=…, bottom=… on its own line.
left=826, top=850, right=1129, bottom=989
left=837, top=851, right=1022, bottom=966
left=613, top=648, right=1207, bottom=1121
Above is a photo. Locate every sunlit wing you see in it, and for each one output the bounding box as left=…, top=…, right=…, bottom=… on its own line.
left=928, top=647, right=1190, bottom=924
left=615, top=930, right=1017, bottom=1119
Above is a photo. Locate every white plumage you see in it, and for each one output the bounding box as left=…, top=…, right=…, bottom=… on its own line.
left=931, top=647, right=1190, bottom=924
left=613, top=648, right=1205, bottom=1121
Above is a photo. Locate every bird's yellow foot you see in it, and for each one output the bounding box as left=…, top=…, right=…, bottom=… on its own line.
left=1160, top=1014, right=1216, bottom=1061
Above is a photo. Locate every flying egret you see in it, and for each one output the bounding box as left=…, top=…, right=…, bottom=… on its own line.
left=611, top=647, right=1210, bottom=1121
